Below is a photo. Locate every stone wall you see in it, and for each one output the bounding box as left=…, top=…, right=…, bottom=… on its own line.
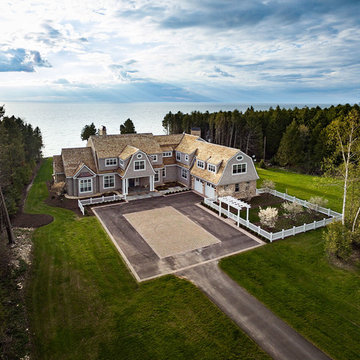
left=216, top=180, right=256, bottom=200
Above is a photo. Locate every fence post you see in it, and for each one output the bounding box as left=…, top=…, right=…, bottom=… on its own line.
left=282, top=229, right=284, bottom=239
left=270, top=232, right=273, bottom=243
left=327, top=208, right=330, bottom=216
left=258, top=226, right=261, bottom=234
left=293, top=226, right=295, bottom=236
left=303, top=223, right=306, bottom=232
left=322, top=218, right=326, bottom=226
left=313, top=220, right=316, bottom=229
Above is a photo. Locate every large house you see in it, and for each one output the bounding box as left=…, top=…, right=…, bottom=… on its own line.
left=53, top=128, right=259, bottom=199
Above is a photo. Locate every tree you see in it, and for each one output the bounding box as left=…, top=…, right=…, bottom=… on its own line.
left=324, top=109, right=360, bottom=226
left=81, top=122, right=97, bottom=141
left=276, top=120, right=304, bottom=167
left=120, top=118, right=136, bottom=134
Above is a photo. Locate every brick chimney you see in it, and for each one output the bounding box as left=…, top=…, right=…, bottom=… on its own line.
left=99, top=126, right=107, bottom=136
left=190, top=127, right=201, bottom=137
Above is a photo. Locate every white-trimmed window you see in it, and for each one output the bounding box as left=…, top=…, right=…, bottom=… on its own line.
left=154, top=170, right=160, bottom=182
left=208, top=164, right=216, bottom=173
left=103, top=175, right=115, bottom=189
left=162, top=167, right=166, bottom=178
left=176, top=152, right=181, bottom=161
left=105, top=158, right=117, bottom=166
left=184, top=154, right=189, bottom=161
left=236, top=155, right=244, bottom=161
left=119, top=159, right=124, bottom=167
left=163, top=151, right=172, bottom=157
left=197, top=160, right=205, bottom=169
left=149, top=154, right=158, bottom=162
left=79, top=178, right=92, bottom=193
left=134, top=160, right=145, bottom=171
left=181, top=168, right=188, bottom=179
left=235, top=183, right=240, bottom=192
left=233, top=163, right=247, bottom=174
left=136, top=153, right=142, bottom=159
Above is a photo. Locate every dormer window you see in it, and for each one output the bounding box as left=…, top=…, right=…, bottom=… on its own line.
left=197, top=160, right=205, bottom=169
left=149, top=154, right=158, bottom=162
left=176, top=152, right=181, bottom=161
left=208, top=164, right=216, bottom=173
left=105, top=158, right=117, bottom=166
left=119, top=159, right=124, bottom=167
left=184, top=154, right=189, bottom=161
left=163, top=151, right=172, bottom=157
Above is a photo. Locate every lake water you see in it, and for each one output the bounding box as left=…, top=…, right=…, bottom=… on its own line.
left=3, top=102, right=330, bottom=156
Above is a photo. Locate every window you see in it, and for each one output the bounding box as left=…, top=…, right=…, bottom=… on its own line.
left=163, top=151, right=172, bottom=157
left=149, top=154, right=158, bottom=162
left=181, top=168, right=188, bottom=179
left=119, top=159, right=124, bottom=167
left=105, top=158, right=117, bottom=166
left=184, top=154, right=189, bottom=161
left=233, top=163, right=247, bottom=174
left=134, top=160, right=145, bottom=171
left=137, top=153, right=142, bottom=159
left=236, top=155, right=244, bottom=161
left=162, top=167, right=166, bottom=178
left=154, top=170, right=160, bottom=182
left=103, top=175, right=115, bottom=189
left=79, top=178, right=92, bottom=193
left=208, top=164, right=216, bottom=173
left=197, top=160, right=205, bottom=169
left=235, top=183, right=240, bottom=192
left=176, top=152, right=181, bottom=161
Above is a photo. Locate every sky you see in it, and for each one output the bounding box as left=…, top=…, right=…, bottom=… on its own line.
left=0, top=0, right=359, bottom=103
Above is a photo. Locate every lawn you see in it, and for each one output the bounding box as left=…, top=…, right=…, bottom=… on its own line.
left=26, top=159, right=270, bottom=360
left=221, top=167, right=360, bottom=360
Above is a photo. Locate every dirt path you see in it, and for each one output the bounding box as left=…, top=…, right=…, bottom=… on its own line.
left=178, top=262, right=332, bottom=360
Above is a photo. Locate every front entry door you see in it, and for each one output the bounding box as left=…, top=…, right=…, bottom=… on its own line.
left=134, top=178, right=140, bottom=186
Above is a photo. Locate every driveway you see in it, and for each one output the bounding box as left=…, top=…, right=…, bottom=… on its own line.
left=93, top=192, right=262, bottom=281
left=178, top=262, right=331, bottom=360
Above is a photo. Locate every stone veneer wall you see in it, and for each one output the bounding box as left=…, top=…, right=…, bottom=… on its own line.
left=216, top=180, right=256, bottom=200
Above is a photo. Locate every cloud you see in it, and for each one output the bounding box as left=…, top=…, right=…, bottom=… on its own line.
left=0, top=48, right=51, bottom=72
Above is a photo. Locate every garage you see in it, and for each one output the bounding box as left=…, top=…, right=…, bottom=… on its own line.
left=205, top=182, right=216, bottom=198
left=194, top=177, right=204, bottom=194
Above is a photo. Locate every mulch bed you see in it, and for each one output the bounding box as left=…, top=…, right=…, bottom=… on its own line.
left=248, top=193, right=285, bottom=208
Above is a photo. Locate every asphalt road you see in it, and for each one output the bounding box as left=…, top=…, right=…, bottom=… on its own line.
left=178, top=262, right=332, bottom=360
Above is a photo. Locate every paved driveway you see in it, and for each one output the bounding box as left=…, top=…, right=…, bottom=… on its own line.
left=93, top=192, right=262, bottom=281
left=178, top=262, right=331, bottom=360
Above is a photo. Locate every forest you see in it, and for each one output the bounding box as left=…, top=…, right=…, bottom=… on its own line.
left=162, top=104, right=360, bottom=174
left=0, top=105, right=43, bottom=215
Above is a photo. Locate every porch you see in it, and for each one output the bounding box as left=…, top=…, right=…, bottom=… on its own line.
left=122, top=175, right=155, bottom=197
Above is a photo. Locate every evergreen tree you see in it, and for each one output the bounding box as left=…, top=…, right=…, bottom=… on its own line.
left=276, top=120, right=304, bottom=167
left=81, top=122, right=97, bottom=141
left=120, top=118, right=136, bottom=134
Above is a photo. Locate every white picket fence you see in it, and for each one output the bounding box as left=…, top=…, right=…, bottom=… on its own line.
left=204, top=189, right=342, bottom=242
left=78, top=194, right=123, bottom=215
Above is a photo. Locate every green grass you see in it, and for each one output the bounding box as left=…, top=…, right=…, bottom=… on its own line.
left=221, top=166, right=360, bottom=360
left=256, top=166, right=343, bottom=212
left=26, top=158, right=270, bottom=360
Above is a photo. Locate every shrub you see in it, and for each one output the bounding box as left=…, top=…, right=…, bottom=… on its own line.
left=259, top=159, right=266, bottom=169
left=258, top=206, right=278, bottom=228
left=323, top=221, right=352, bottom=260
left=308, top=196, right=329, bottom=211
left=262, top=179, right=275, bottom=193
left=282, top=201, right=303, bottom=220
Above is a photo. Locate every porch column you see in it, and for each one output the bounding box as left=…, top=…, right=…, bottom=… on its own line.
left=122, top=178, right=128, bottom=196
left=150, top=175, right=155, bottom=191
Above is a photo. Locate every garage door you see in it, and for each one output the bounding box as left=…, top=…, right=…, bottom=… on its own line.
left=194, top=177, right=203, bottom=194
left=205, top=182, right=216, bottom=198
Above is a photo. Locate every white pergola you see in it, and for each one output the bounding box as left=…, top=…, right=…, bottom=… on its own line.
left=218, top=196, right=251, bottom=224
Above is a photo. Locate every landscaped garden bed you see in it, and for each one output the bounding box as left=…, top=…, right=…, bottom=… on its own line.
left=155, top=181, right=185, bottom=191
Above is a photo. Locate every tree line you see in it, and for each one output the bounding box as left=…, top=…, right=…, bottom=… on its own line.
left=162, top=104, right=360, bottom=174
left=0, top=106, right=43, bottom=215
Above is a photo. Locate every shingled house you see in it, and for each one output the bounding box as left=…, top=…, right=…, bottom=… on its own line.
left=53, top=128, right=259, bottom=199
